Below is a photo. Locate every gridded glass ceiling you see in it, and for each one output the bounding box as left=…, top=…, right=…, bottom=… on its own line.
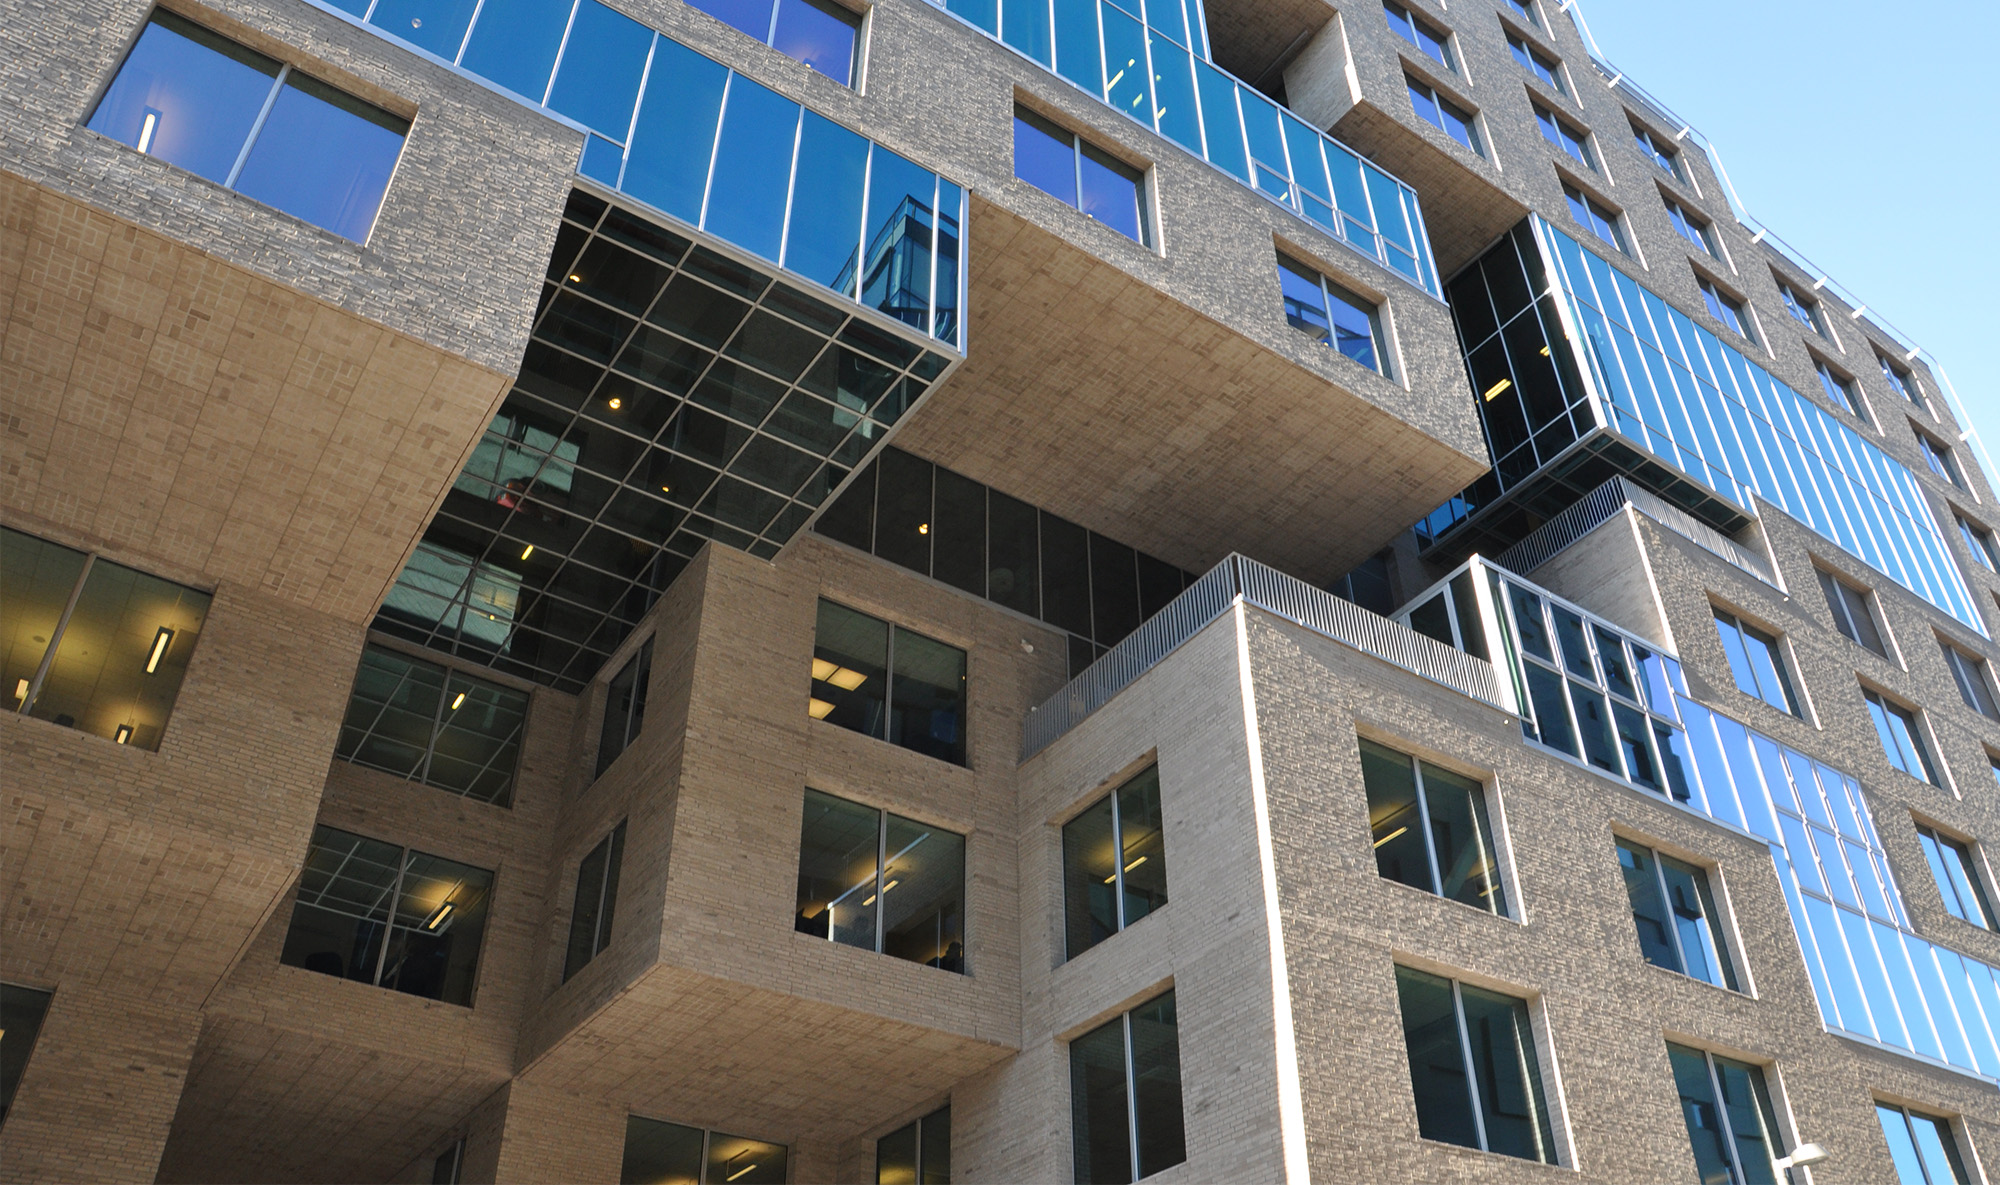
left=375, top=190, right=958, bottom=692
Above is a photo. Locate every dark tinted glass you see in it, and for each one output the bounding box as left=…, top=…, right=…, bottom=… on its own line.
left=0, top=984, right=53, bottom=1125
left=932, top=468, right=986, bottom=596
left=812, top=599, right=888, bottom=737
left=1040, top=515, right=1092, bottom=636
left=1618, top=839, right=1680, bottom=971
left=875, top=447, right=935, bottom=574
left=1361, top=739, right=1431, bottom=893
left=877, top=1121, right=918, bottom=1185
left=1070, top=1015, right=1132, bottom=1185
left=796, top=788, right=880, bottom=949
left=1116, top=767, right=1168, bottom=926
left=987, top=490, right=1040, bottom=616
left=1396, top=966, right=1479, bottom=1148
left=881, top=812, right=965, bottom=971
left=1063, top=795, right=1119, bottom=959
left=1459, top=984, right=1556, bottom=1161
left=564, top=823, right=626, bottom=980
left=621, top=1115, right=705, bottom=1185
left=1090, top=534, right=1140, bottom=643
left=888, top=625, right=966, bottom=765
left=919, top=1107, right=951, bottom=1184
left=1130, top=992, right=1186, bottom=1178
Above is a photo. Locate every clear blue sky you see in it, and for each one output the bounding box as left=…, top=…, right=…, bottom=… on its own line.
left=1569, top=0, right=2000, bottom=487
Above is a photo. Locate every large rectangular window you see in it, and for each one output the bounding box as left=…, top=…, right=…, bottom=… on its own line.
left=1697, top=275, right=1753, bottom=341
left=1777, top=280, right=1828, bottom=338
left=596, top=640, right=653, bottom=777
left=1506, top=31, right=1564, bottom=93
left=876, top=1104, right=949, bottom=1184
left=1, top=984, right=53, bottom=1126
left=1877, top=1103, right=1975, bottom=1185
left=1562, top=183, right=1627, bottom=254
left=1013, top=107, right=1150, bottom=246
left=1916, top=823, right=1996, bottom=931
left=1394, top=966, right=1558, bottom=1164
left=1666, top=1043, right=1786, bottom=1185
left=564, top=821, right=628, bottom=981
left=1664, top=196, right=1717, bottom=257
left=1616, top=838, right=1740, bottom=989
left=1406, top=76, right=1481, bottom=155
left=1941, top=638, right=1998, bottom=720
left=1359, top=738, right=1505, bottom=914
left=1385, top=2, right=1454, bottom=70
left=1633, top=121, right=1683, bottom=180
left=795, top=789, right=965, bottom=971
left=336, top=644, right=531, bottom=807
left=1535, top=104, right=1594, bottom=169
left=684, top=0, right=861, bottom=85
left=279, top=825, right=495, bottom=1007
left=1062, top=765, right=1168, bottom=959
left=86, top=11, right=408, bottom=241
left=810, top=600, right=967, bottom=765
left=1879, top=353, right=1928, bottom=412
left=3, top=527, right=213, bottom=751
left=1712, top=608, right=1800, bottom=718
left=1818, top=568, right=1890, bottom=659
left=621, top=1115, right=787, bottom=1184
left=1863, top=687, right=1943, bottom=787
left=1958, top=515, right=1999, bottom=573
left=1276, top=254, right=1387, bottom=374
left=1815, top=359, right=1867, bottom=420
left=1919, top=430, right=1966, bottom=490
left=1070, top=991, right=1185, bottom=1184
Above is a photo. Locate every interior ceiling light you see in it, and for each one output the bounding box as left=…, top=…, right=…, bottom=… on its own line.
left=423, top=901, right=456, bottom=932
left=607, top=397, right=622, bottom=410
left=13, top=678, right=27, bottom=702
left=808, top=697, right=836, bottom=719
left=520, top=544, right=534, bottom=560
left=568, top=272, right=583, bottom=282
left=1482, top=378, right=1512, bottom=401
left=451, top=691, right=467, bottom=711
left=917, top=523, right=929, bottom=534
left=136, top=108, right=160, bottom=153
left=1373, top=826, right=1408, bottom=848
left=114, top=725, right=132, bottom=744
left=145, top=627, right=174, bottom=674
left=811, top=657, right=867, bottom=690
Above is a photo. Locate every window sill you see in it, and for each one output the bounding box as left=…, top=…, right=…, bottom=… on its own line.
left=791, top=930, right=971, bottom=978
left=1414, top=1137, right=1569, bottom=1172
left=1638, top=957, right=1752, bottom=1001
left=1056, top=904, right=1167, bottom=970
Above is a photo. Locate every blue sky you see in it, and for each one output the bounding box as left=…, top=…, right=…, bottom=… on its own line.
left=1568, top=0, right=2000, bottom=488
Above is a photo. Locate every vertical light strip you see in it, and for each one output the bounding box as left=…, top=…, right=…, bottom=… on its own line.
left=1230, top=601, right=1311, bottom=1183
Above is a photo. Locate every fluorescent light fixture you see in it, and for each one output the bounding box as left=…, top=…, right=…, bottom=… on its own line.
left=568, top=272, right=583, bottom=282
left=725, top=1164, right=758, bottom=1182
left=137, top=108, right=161, bottom=154
left=423, top=901, right=456, bottom=931
left=450, top=691, right=467, bottom=711
left=808, top=697, right=836, bottom=719
left=13, top=678, right=26, bottom=702
left=145, top=627, right=174, bottom=674
left=115, top=725, right=133, bottom=744
left=827, top=667, right=866, bottom=691
left=1373, top=825, right=1408, bottom=848
left=811, top=658, right=838, bottom=681
left=862, top=879, right=899, bottom=906
left=1123, top=855, right=1146, bottom=872
left=1538, top=345, right=1551, bottom=356
left=1482, top=378, right=1512, bottom=401
left=520, top=544, right=534, bottom=560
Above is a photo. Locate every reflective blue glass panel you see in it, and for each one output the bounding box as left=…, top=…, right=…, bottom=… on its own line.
left=771, top=0, right=858, bottom=85
left=459, top=0, right=573, bottom=102
left=1150, top=36, right=1201, bottom=154
left=619, top=39, right=728, bottom=224
left=545, top=1, right=654, bottom=138
left=862, top=151, right=938, bottom=331
left=1100, top=4, right=1152, bottom=127
left=1078, top=146, right=1144, bottom=243
left=87, top=12, right=280, bottom=184
left=704, top=80, right=801, bottom=263
left=689, top=0, right=776, bottom=39
left=369, top=0, right=480, bottom=58
left=1051, top=0, right=1103, bottom=91
left=1001, top=0, right=1053, bottom=64
left=1014, top=112, right=1077, bottom=205
left=234, top=74, right=409, bottom=241
left=785, top=113, right=869, bottom=293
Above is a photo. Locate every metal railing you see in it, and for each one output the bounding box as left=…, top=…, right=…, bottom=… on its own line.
left=1497, top=477, right=1780, bottom=589
left=1020, top=554, right=1507, bottom=759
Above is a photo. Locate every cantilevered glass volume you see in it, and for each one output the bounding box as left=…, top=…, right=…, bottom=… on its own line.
left=1423, top=217, right=1982, bottom=635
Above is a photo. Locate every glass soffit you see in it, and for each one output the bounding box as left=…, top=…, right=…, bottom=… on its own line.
left=375, top=190, right=961, bottom=693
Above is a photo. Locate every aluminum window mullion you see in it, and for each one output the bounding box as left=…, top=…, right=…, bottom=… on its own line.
left=1409, top=756, right=1443, bottom=897
left=1450, top=981, right=1490, bottom=1153
left=924, top=175, right=940, bottom=339
left=1121, top=1010, right=1142, bottom=1181
left=1699, top=1054, right=1745, bottom=1185
left=20, top=554, right=94, bottom=715
left=875, top=806, right=889, bottom=954
left=1651, top=850, right=1691, bottom=976
left=420, top=674, right=453, bottom=787
left=698, top=73, right=735, bottom=231
left=883, top=623, right=897, bottom=744
left=765, top=0, right=783, bottom=45
left=224, top=66, right=288, bottom=190
left=614, top=35, right=659, bottom=190
left=373, top=845, right=409, bottom=988
left=593, top=837, right=613, bottom=953
left=541, top=1, right=584, bottom=107
left=1110, top=786, right=1127, bottom=930
left=776, top=107, right=805, bottom=268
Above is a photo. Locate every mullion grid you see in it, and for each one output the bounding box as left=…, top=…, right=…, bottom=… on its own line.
left=393, top=198, right=945, bottom=691
left=340, top=647, right=528, bottom=804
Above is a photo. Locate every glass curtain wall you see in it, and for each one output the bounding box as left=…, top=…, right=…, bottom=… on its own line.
left=336, top=644, right=531, bottom=805
left=814, top=447, right=1197, bottom=674
left=3, top=526, right=212, bottom=751
left=1061, top=765, right=1169, bottom=958
left=927, top=0, right=1441, bottom=294
left=376, top=192, right=958, bottom=692
left=317, top=1, right=967, bottom=342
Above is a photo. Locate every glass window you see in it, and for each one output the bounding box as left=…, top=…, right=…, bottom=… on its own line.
left=1534, top=104, right=1593, bottom=169
left=1879, top=353, right=1927, bottom=411
left=1877, top=1103, right=1974, bottom=1185
left=596, top=640, right=653, bottom=777
left=796, top=789, right=965, bottom=972
left=810, top=600, right=966, bottom=765
left=622, top=1115, right=788, bottom=1184
left=1505, top=0, right=1539, bottom=27
left=1276, top=254, right=1387, bottom=374
left=876, top=1104, right=950, bottom=1184
left=1666, top=1043, right=1787, bottom=1185
left=565, top=821, right=628, bottom=980
left=1817, top=569, right=1889, bottom=658
left=1633, top=121, right=1682, bottom=179
left=1941, top=640, right=1999, bottom=720
left=1815, top=359, right=1867, bottom=419
left=432, top=1137, right=465, bottom=1185
left=1071, top=991, right=1185, bottom=1184
left=1918, top=432, right=1965, bottom=489
left=1012, top=106, right=1149, bottom=246
left=0, top=984, right=53, bottom=1125
left=337, top=644, right=530, bottom=806
left=1562, top=183, right=1627, bottom=254
left=1916, top=824, right=1996, bottom=931
left=1697, top=276, right=1752, bottom=340
left=86, top=11, right=407, bottom=240
left=3, top=526, right=213, bottom=751
left=1359, top=738, right=1505, bottom=914
left=1384, top=2, right=1453, bottom=70
left=1394, top=966, right=1558, bottom=1164
left=1958, top=515, right=1999, bottom=572
left=1406, top=76, right=1481, bottom=154
left=280, top=825, right=494, bottom=1007
left=1664, top=197, right=1717, bottom=257
left=1712, top=609, right=1800, bottom=717
left=1506, top=32, right=1563, bottom=93
left=1777, top=281, right=1828, bottom=337
left=1616, top=838, right=1740, bottom=989
left=1863, top=687, right=1943, bottom=787
left=1062, top=766, right=1168, bottom=959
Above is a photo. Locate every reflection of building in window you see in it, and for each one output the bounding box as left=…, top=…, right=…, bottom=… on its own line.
left=795, top=789, right=966, bottom=972
left=279, top=826, right=495, bottom=1007
left=1615, top=837, right=1740, bottom=988
left=1666, top=1043, right=1788, bottom=1185
left=3, top=526, right=212, bottom=751
left=1359, top=739, right=1506, bottom=914
left=380, top=543, right=524, bottom=650
left=1395, top=967, right=1558, bottom=1164
left=335, top=644, right=530, bottom=806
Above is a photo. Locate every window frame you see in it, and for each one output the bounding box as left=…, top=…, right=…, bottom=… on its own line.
left=1666, top=1042, right=1792, bottom=1185
left=1276, top=251, right=1391, bottom=376
left=1631, top=119, right=1685, bottom=182
left=621, top=1115, right=790, bottom=1185
left=1878, top=351, right=1929, bottom=413
left=1504, top=28, right=1565, bottom=94
left=1384, top=1, right=1455, bottom=71
left=1694, top=272, right=1755, bottom=343
left=876, top=1104, right=950, bottom=1185
left=1938, top=637, right=1999, bottom=721
left=685, top=0, right=866, bottom=87
left=1615, top=836, right=1743, bottom=991
left=1393, top=964, right=1562, bottom=1164
left=1662, top=193, right=1719, bottom=259
left=1862, top=684, right=1945, bottom=788
left=1813, top=356, right=1869, bottom=423
left=795, top=787, right=968, bottom=972
left=1061, top=763, right=1170, bottom=960
left=1561, top=181, right=1628, bottom=255
left=1915, top=821, right=1998, bottom=932
left=1405, top=72, right=1482, bottom=155
left=1504, top=0, right=1540, bottom=28
left=1359, top=736, right=1509, bottom=916
left=1711, top=605, right=1803, bottom=718
left=1915, top=426, right=1966, bottom=490
left=1775, top=277, right=1830, bottom=339
left=1011, top=104, right=1152, bottom=248
left=809, top=598, right=969, bottom=766
left=1816, top=565, right=1895, bottom=661
left=1957, top=514, right=1999, bottom=573
left=1068, top=990, right=1187, bottom=1183
left=1533, top=101, right=1595, bottom=171
left=564, top=820, right=628, bottom=981
left=595, top=638, right=653, bottom=779
left=336, top=641, right=532, bottom=807
left=1876, top=1101, right=1976, bottom=1185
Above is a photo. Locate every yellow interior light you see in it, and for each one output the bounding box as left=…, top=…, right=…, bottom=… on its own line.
left=607, top=397, right=622, bottom=411
left=827, top=667, right=867, bottom=691
left=145, top=626, right=175, bottom=674
left=13, top=678, right=27, bottom=702
left=424, top=901, right=456, bottom=931
left=1123, top=855, right=1146, bottom=872
left=568, top=273, right=583, bottom=283
left=1373, top=825, right=1409, bottom=848
left=726, top=1165, right=758, bottom=1182
left=808, top=697, right=836, bottom=719
left=451, top=691, right=467, bottom=711
left=811, top=658, right=838, bottom=681
left=520, top=544, right=534, bottom=560
left=917, top=523, right=929, bottom=535
left=1539, top=345, right=1551, bottom=356
left=1482, top=379, right=1512, bottom=402
left=115, top=725, right=133, bottom=745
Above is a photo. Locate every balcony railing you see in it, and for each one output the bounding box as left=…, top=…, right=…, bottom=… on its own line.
left=1497, top=477, right=1781, bottom=589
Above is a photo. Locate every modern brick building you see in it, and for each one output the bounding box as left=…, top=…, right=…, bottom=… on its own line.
left=4, top=0, right=1999, bottom=1180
